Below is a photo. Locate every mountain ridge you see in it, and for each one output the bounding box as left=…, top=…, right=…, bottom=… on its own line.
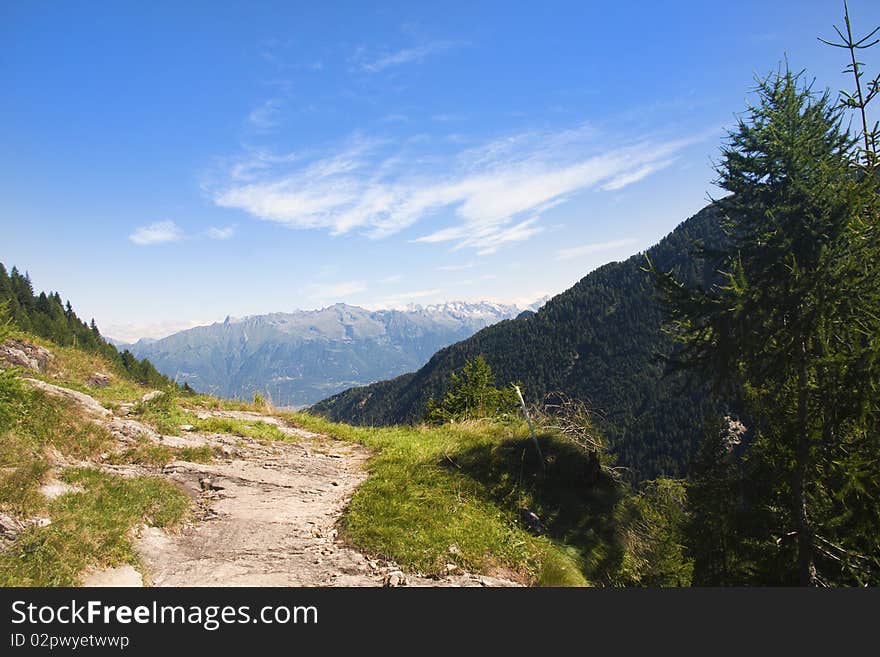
left=126, top=300, right=536, bottom=407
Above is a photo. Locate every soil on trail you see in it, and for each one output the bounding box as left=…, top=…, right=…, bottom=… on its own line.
left=29, top=382, right=516, bottom=587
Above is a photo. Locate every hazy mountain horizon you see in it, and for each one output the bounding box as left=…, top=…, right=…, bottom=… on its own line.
left=123, top=299, right=548, bottom=407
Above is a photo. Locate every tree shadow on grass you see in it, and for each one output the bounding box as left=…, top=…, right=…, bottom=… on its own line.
left=445, top=432, right=628, bottom=584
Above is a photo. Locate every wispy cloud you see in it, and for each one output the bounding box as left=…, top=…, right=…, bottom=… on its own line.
left=436, top=262, right=474, bottom=272
left=370, top=288, right=441, bottom=309
left=247, top=98, right=283, bottom=129
left=209, top=125, right=703, bottom=254
left=556, top=238, right=639, bottom=261
left=129, top=221, right=236, bottom=246
left=600, top=160, right=676, bottom=191
left=356, top=40, right=456, bottom=73
left=205, top=225, right=236, bottom=240
left=103, top=318, right=216, bottom=343
left=129, top=220, right=184, bottom=245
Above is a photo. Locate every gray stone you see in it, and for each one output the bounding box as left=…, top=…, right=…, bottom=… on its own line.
left=519, top=508, right=545, bottom=535
left=383, top=570, right=408, bottom=587
left=87, top=373, right=111, bottom=388
left=0, top=512, right=23, bottom=538
left=199, top=477, right=224, bottom=491
left=0, top=339, right=53, bottom=371
left=140, top=390, right=164, bottom=403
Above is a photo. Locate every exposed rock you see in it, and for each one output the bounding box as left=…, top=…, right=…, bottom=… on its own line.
left=0, top=339, right=53, bottom=371
left=179, top=424, right=195, bottom=432
left=478, top=575, right=522, bottom=587
left=199, top=477, right=224, bottom=491
left=87, top=372, right=111, bottom=388
left=24, top=378, right=112, bottom=417
left=40, top=478, right=83, bottom=500
left=383, top=570, right=408, bottom=587
left=519, top=508, right=545, bottom=535
left=0, top=512, right=23, bottom=539
left=140, top=390, right=164, bottom=403
left=0, top=513, right=52, bottom=546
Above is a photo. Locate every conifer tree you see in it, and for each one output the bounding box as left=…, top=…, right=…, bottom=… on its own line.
left=652, top=67, right=880, bottom=585
left=425, top=355, right=519, bottom=422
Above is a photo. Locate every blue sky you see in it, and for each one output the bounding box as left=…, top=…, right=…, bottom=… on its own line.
left=3, top=0, right=878, bottom=341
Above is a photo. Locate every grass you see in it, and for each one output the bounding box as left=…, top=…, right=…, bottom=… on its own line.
left=1, top=330, right=628, bottom=586
left=0, top=467, right=190, bottom=586
left=131, top=392, right=290, bottom=441
left=190, top=416, right=289, bottom=442
left=282, top=411, right=628, bottom=586
left=0, top=369, right=116, bottom=518
left=0, top=351, right=192, bottom=586
left=106, top=438, right=216, bottom=467
left=12, top=330, right=154, bottom=406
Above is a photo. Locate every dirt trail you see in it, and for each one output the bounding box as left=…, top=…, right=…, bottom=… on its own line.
left=30, top=382, right=515, bottom=587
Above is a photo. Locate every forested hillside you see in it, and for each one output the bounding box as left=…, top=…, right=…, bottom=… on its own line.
left=0, top=263, right=174, bottom=388
left=313, top=204, right=729, bottom=480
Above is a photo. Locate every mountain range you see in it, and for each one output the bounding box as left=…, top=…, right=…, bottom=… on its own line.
left=123, top=301, right=541, bottom=407
left=312, top=205, right=728, bottom=480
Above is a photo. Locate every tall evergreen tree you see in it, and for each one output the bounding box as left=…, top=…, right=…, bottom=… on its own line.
left=652, top=67, right=880, bottom=586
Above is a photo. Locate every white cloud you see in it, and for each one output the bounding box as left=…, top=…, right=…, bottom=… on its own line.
left=129, top=220, right=184, bottom=245
left=356, top=41, right=455, bottom=73
left=103, top=318, right=216, bottom=343
left=205, top=226, right=236, bottom=240
left=209, top=126, right=701, bottom=254
left=556, top=238, right=639, bottom=261
left=247, top=99, right=283, bottom=129
left=369, top=288, right=442, bottom=309
left=436, top=262, right=474, bottom=271
left=600, top=160, right=676, bottom=191
left=129, top=221, right=237, bottom=246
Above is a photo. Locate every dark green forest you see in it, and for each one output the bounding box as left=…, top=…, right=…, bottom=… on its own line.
left=0, top=263, right=175, bottom=388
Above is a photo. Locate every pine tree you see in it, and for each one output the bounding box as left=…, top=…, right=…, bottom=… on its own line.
left=652, top=67, right=880, bottom=586
left=425, top=355, right=519, bottom=422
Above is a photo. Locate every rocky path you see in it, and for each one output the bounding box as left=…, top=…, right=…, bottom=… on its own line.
left=29, top=381, right=515, bottom=587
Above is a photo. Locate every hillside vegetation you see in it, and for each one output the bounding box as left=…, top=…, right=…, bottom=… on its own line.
left=1, top=310, right=676, bottom=586
left=0, top=263, right=175, bottom=389
left=313, top=204, right=729, bottom=481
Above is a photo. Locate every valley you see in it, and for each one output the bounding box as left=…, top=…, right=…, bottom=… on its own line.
left=120, top=302, right=535, bottom=408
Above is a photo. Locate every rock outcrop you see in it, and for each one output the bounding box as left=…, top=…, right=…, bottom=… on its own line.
left=0, top=339, right=53, bottom=372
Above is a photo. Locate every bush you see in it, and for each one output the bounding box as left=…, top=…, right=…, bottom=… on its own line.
left=425, top=356, right=520, bottom=423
